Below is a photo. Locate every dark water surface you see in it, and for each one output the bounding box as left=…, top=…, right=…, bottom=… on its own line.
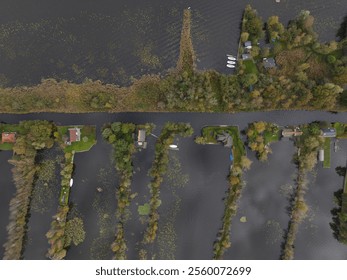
left=1, top=111, right=347, bottom=259
left=0, top=0, right=345, bottom=86
left=0, top=151, right=15, bottom=259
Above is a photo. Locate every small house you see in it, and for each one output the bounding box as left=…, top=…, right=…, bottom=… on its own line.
left=263, top=57, right=277, bottom=69
left=68, top=128, right=81, bottom=143
left=244, top=41, right=252, bottom=49
left=282, top=128, right=303, bottom=137
left=216, top=132, right=233, bottom=148
left=321, top=128, right=336, bottom=138
left=136, top=129, right=147, bottom=149
left=241, top=54, right=252, bottom=60
left=1, top=132, right=16, bottom=143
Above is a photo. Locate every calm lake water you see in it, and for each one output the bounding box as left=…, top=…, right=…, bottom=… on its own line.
left=1, top=111, right=347, bottom=259
left=0, top=0, right=345, bottom=86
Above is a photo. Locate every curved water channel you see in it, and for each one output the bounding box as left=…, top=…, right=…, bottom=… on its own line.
left=1, top=111, right=347, bottom=259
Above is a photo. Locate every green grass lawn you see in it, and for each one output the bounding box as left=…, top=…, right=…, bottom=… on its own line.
left=323, top=138, right=331, bottom=168
left=264, top=130, right=280, bottom=145
left=58, top=125, right=97, bottom=153
left=244, top=59, right=259, bottom=75
left=201, top=126, right=245, bottom=164
left=333, top=123, right=347, bottom=138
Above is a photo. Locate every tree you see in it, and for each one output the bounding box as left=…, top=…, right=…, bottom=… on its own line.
left=240, top=156, right=252, bottom=170
left=312, top=83, right=343, bottom=109
left=241, top=73, right=258, bottom=87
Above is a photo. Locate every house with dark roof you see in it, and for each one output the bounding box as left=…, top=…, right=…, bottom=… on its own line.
left=135, top=129, right=147, bottom=149
left=321, top=128, right=336, bottom=138
left=1, top=132, right=16, bottom=143
left=244, top=41, right=252, bottom=49
left=263, top=57, right=276, bottom=69
left=68, top=128, right=81, bottom=143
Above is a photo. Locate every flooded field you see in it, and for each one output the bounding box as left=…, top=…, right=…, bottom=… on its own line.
left=226, top=140, right=296, bottom=259
left=23, top=145, right=63, bottom=259
left=0, top=0, right=345, bottom=86
left=1, top=113, right=347, bottom=259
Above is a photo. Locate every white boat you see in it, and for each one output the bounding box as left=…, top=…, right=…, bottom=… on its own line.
left=226, top=64, right=235, bottom=68
left=227, top=60, right=236, bottom=64
left=169, top=144, right=178, bottom=149
left=70, top=178, right=74, bottom=187
left=227, top=55, right=236, bottom=60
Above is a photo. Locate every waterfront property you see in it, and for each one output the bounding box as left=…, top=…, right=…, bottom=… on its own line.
left=321, top=128, right=337, bottom=138
left=281, top=127, right=303, bottom=137
left=68, top=127, right=81, bottom=143
left=1, top=132, right=16, bottom=144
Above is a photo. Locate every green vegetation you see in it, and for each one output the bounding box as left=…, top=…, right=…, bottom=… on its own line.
left=64, top=217, right=86, bottom=247
left=138, top=204, right=151, bottom=216
left=0, top=7, right=345, bottom=114
left=3, top=120, right=55, bottom=260
left=46, top=206, right=69, bottom=260
left=142, top=123, right=193, bottom=245
left=334, top=122, right=347, bottom=138
left=323, top=138, right=331, bottom=168
left=103, top=122, right=154, bottom=259
left=282, top=123, right=324, bottom=260
left=246, top=122, right=279, bottom=161
left=177, top=9, right=196, bottom=73
left=58, top=152, right=74, bottom=206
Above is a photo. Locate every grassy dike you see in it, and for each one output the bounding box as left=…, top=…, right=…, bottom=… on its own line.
left=46, top=126, right=96, bottom=260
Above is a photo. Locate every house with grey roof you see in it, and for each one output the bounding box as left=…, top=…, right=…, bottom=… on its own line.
left=244, top=41, right=252, bottom=49
left=216, top=132, right=233, bottom=148
left=242, top=53, right=252, bottom=60
left=263, top=57, right=277, bottom=69
left=321, top=128, right=336, bottom=138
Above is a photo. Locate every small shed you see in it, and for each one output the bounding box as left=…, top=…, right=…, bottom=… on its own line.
left=136, top=129, right=147, bottom=149
left=1, top=132, right=16, bottom=143
left=244, top=41, right=252, bottom=49
left=321, top=128, right=336, bottom=138
left=318, top=149, right=324, bottom=162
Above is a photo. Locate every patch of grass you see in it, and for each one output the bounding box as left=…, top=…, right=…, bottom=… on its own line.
left=201, top=126, right=245, bottom=164
left=323, top=138, right=331, bottom=168
left=334, top=122, right=347, bottom=138
left=138, top=203, right=150, bottom=216
left=264, top=129, right=280, bottom=144
left=244, top=60, right=258, bottom=75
